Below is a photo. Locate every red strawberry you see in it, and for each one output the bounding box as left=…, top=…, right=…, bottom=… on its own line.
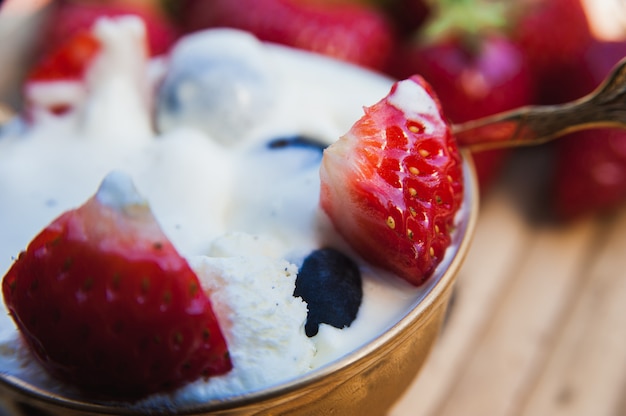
left=2, top=173, right=231, bottom=398
left=24, top=29, right=102, bottom=116
left=320, top=75, right=464, bottom=286
left=553, top=128, right=626, bottom=219
left=552, top=40, right=626, bottom=219
left=27, top=30, right=101, bottom=83
left=381, top=0, right=431, bottom=38
left=387, top=0, right=534, bottom=191
left=176, top=0, right=396, bottom=71
left=41, top=1, right=178, bottom=57
left=390, top=36, right=532, bottom=124
left=512, top=0, right=593, bottom=104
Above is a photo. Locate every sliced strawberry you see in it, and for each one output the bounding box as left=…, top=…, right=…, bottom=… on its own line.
left=2, top=172, right=231, bottom=398
left=320, top=75, right=463, bottom=286
left=177, top=0, right=396, bottom=71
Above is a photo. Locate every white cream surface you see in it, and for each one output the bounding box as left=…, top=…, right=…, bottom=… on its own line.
left=387, top=77, right=441, bottom=129
left=0, top=21, right=428, bottom=405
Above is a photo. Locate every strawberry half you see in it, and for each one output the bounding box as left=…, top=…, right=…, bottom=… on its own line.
left=320, top=75, right=463, bottom=286
left=2, top=172, right=231, bottom=398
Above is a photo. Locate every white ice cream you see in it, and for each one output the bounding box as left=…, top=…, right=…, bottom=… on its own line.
left=0, top=18, right=433, bottom=406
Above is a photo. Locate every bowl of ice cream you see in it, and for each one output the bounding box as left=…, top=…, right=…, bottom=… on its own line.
left=0, top=17, right=478, bottom=416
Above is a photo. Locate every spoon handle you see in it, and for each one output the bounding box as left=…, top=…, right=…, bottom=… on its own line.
left=452, top=57, right=626, bottom=152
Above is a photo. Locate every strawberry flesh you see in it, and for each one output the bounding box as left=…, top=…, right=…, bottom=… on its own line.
left=2, top=173, right=231, bottom=398
left=320, top=75, right=463, bottom=286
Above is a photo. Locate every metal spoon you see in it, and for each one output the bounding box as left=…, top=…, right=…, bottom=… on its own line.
left=453, top=57, right=626, bottom=152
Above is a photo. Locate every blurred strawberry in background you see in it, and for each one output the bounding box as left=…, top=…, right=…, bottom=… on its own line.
left=40, top=0, right=178, bottom=56
left=509, top=0, right=626, bottom=219
left=174, top=0, right=397, bottom=72
left=380, top=0, right=430, bottom=37
left=512, top=0, right=594, bottom=104
left=550, top=40, right=626, bottom=219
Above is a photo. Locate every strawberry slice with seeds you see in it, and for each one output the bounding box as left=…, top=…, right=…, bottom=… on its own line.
left=320, top=75, right=463, bottom=286
left=2, top=172, right=231, bottom=398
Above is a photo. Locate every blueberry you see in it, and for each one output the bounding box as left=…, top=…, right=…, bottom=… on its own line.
left=294, top=248, right=363, bottom=337
left=155, top=29, right=276, bottom=145
left=267, top=136, right=328, bottom=153
left=263, top=135, right=327, bottom=170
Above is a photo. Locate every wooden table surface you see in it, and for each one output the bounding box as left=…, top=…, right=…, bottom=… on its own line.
left=390, top=148, right=626, bottom=416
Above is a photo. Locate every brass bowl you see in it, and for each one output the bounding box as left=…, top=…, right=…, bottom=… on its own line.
left=0, top=8, right=478, bottom=412
left=0, top=154, right=477, bottom=416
